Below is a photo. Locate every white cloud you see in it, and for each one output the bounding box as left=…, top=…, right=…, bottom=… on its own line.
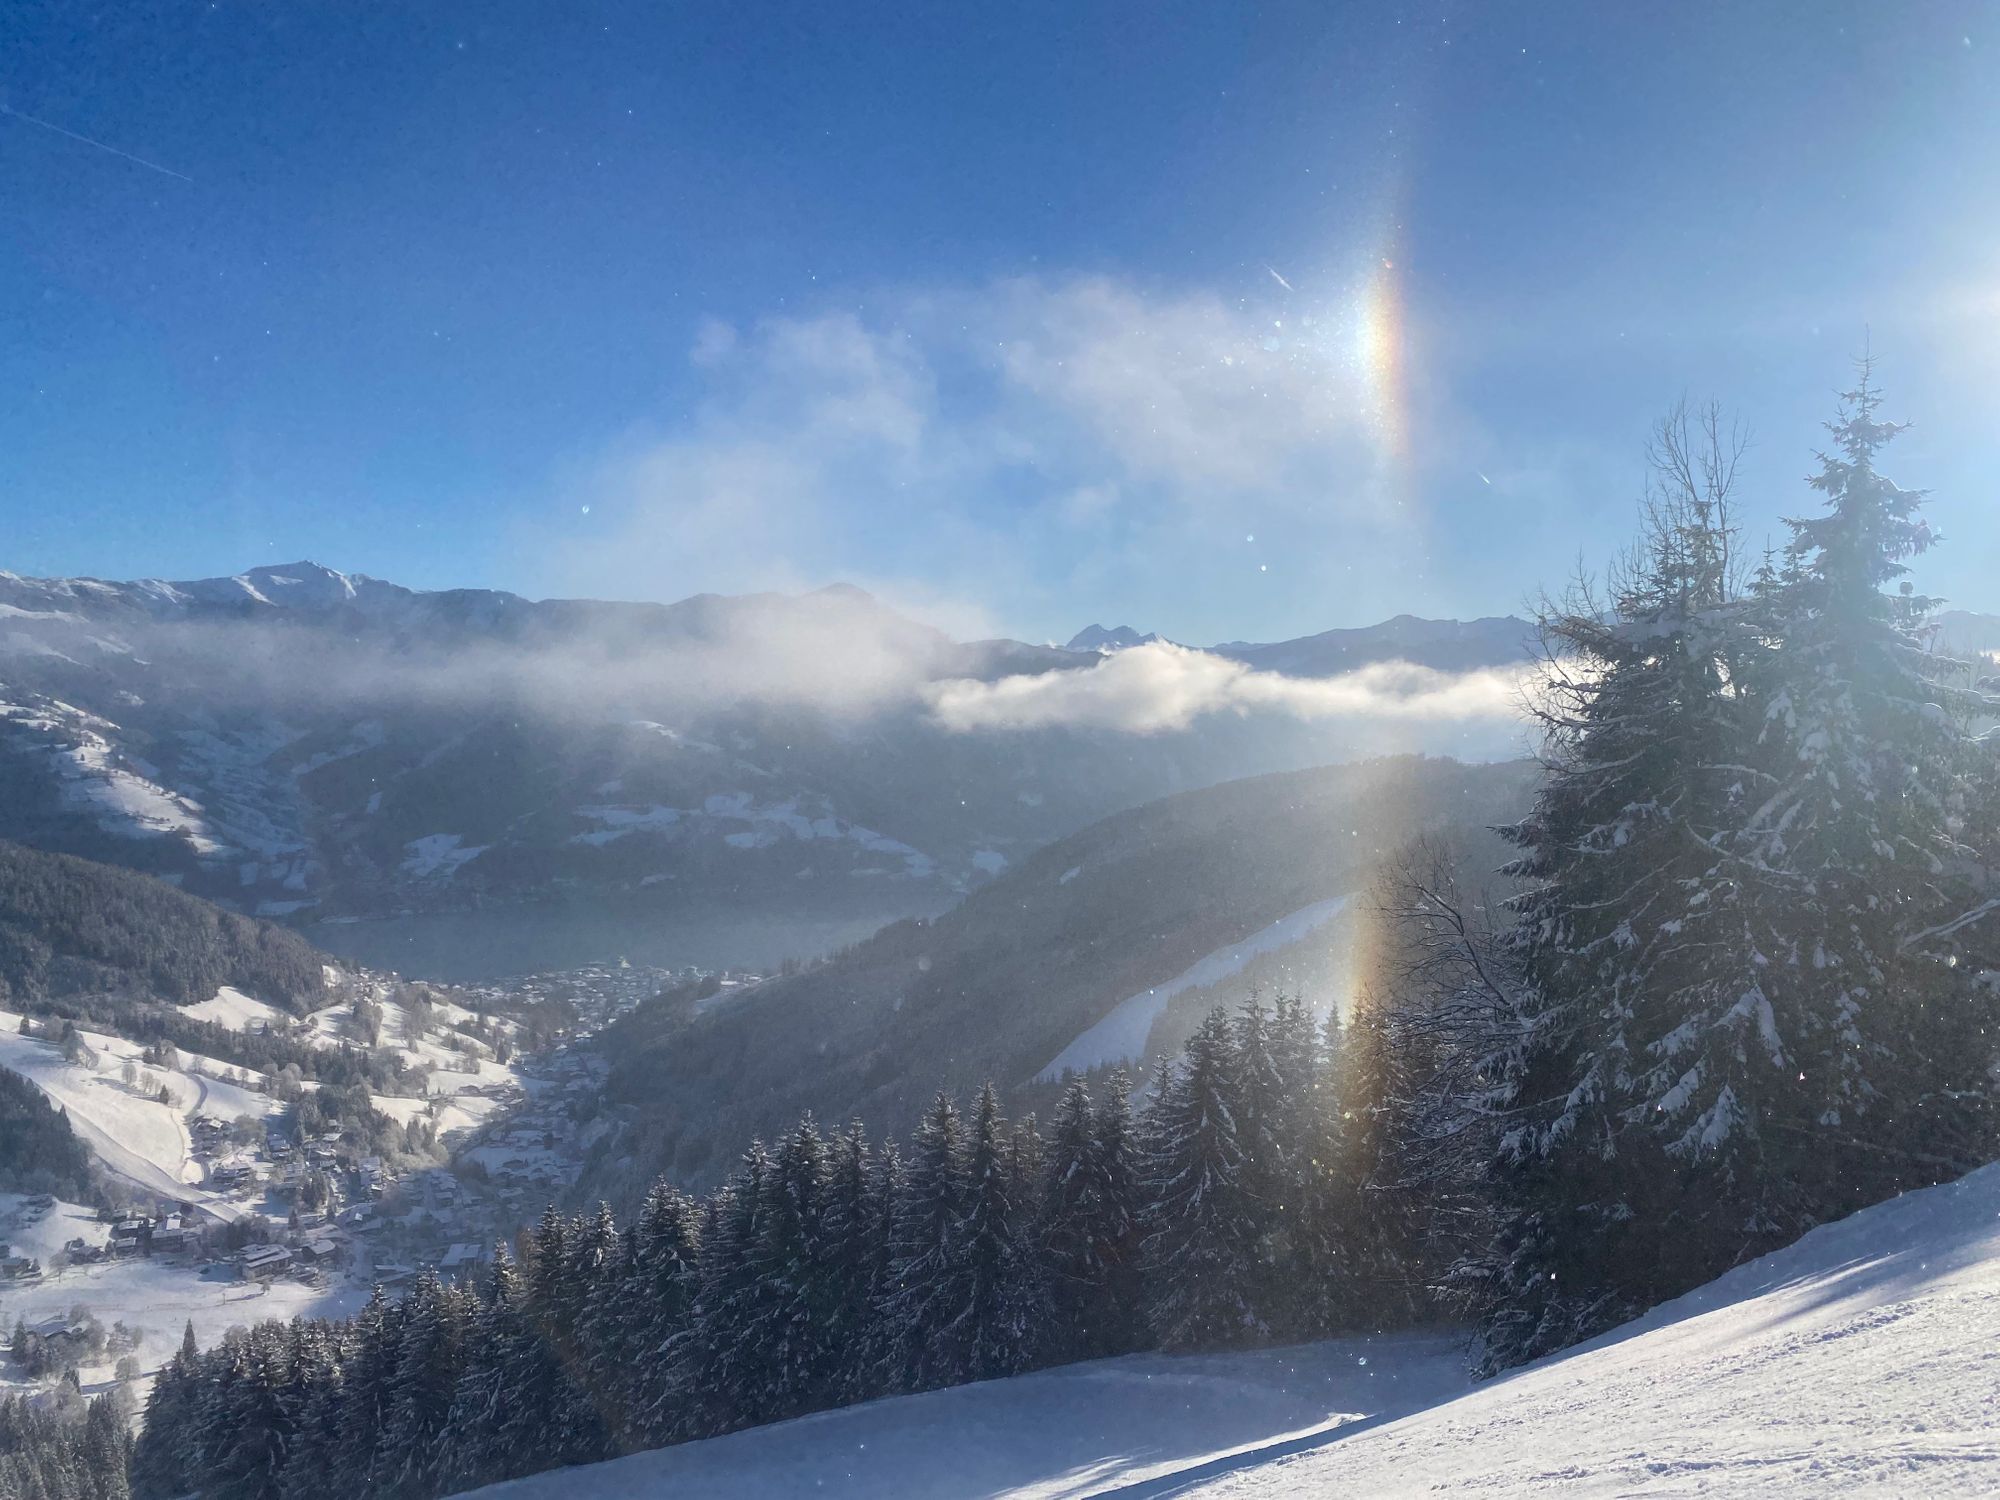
left=927, top=641, right=1532, bottom=736
left=538, top=275, right=1411, bottom=638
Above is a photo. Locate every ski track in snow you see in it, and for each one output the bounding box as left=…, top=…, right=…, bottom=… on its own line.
left=0, top=1010, right=278, bottom=1221
left=468, top=1161, right=2000, bottom=1500
left=1034, top=897, right=1351, bottom=1083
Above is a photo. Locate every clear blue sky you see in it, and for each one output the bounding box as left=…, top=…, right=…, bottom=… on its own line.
left=3, top=1, right=1996, bottom=643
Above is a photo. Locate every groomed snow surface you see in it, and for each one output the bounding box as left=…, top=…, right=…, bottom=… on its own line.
left=467, top=1161, right=2000, bottom=1499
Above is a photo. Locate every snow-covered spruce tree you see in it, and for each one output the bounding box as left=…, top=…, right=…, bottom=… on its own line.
left=374, top=1270, right=474, bottom=1500
left=961, top=1084, right=1040, bottom=1379
left=1008, top=1112, right=1047, bottom=1233
left=437, top=1246, right=526, bottom=1494
left=878, top=1093, right=972, bottom=1392
left=1466, top=404, right=1795, bottom=1371
left=1041, top=1074, right=1146, bottom=1359
left=82, top=1391, right=132, bottom=1500
left=1260, top=993, right=1335, bottom=1338
left=745, top=1114, right=834, bottom=1424
left=1330, top=980, right=1436, bottom=1331
left=274, top=1319, right=343, bottom=1500
left=499, top=1227, right=608, bottom=1473
left=623, top=1178, right=704, bottom=1446
left=1226, top=998, right=1290, bottom=1329
left=569, top=1201, right=633, bottom=1442
left=205, top=1320, right=295, bottom=1500
left=1281, top=1008, right=1351, bottom=1337
left=325, top=1285, right=400, bottom=1496
left=1040, top=1079, right=1104, bottom=1362
left=817, top=1120, right=883, bottom=1403
left=1141, top=1008, right=1262, bottom=1350
left=1740, top=371, right=2000, bottom=1210
left=130, top=1321, right=201, bottom=1499
left=846, top=1136, right=905, bottom=1402
left=1087, top=1071, right=1147, bottom=1354
left=673, top=1142, right=774, bottom=1436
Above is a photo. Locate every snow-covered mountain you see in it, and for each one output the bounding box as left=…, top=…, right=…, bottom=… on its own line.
left=1210, top=612, right=1538, bottom=676
left=0, top=563, right=1543, bottom=977
left=473, top=1157, right=2000, bottom=1499
left=1064, top=623, right=1162, bottom=652
left=1062, top=614, right=1539, bottom=674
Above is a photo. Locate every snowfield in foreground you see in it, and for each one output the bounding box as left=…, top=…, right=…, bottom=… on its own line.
left=470, top=1333, right=1469, bottom=1500
left=467, top=1161, right=2000, bottom=1499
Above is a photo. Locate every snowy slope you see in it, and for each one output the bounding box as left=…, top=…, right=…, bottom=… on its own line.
left=1034, top=897, right=1351, bottom=1082
left=0, top=1009, right=279, bottom=1218
left=1179, top=1161, right=2000, bottom=1498
left=465, top=1334, right=1469, bottom=1500
left=0, top=1249, right=368, bottom=1402
left=468, top=1162, right=2000, bottom=1499
left=183, top=985, right=289, bottom=1031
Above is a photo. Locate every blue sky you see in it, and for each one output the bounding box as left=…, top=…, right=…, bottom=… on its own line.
left=3, top=0, right=1996, bottom=644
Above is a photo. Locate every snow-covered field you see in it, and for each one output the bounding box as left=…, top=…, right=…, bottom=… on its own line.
left=0, top=1009, right=280, bottom=1216
left=469, top=1161, right=2000, bottom=1499
left=0, top=1193, right=108, bottom=1266
left=470, top=1334, right=1468, bottom=1500
left=0, top=1242, right=368, bottom=1396
left=182, top=985, right=289, bottom=1031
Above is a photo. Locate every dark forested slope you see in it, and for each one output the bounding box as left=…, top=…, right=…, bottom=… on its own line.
left=585, top=755, right=1532, bottom=1197
left=0, top=840, right=327, bottom=1011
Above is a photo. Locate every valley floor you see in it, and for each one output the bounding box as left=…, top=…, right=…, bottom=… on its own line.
left=468, top=1160, right=2000, bottom=1499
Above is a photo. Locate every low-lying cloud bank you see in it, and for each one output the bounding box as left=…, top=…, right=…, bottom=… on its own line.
left=927, top=641, right=1533, bottom=736
left=2, top=584, right=1536, bottom=760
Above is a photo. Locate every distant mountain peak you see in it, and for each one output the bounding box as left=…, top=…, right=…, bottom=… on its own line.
left=1066, top=624, right=1159, bottom=653
left=809, top=581, right=878, bottom=605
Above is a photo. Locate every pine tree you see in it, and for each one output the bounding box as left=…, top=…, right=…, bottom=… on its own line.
left=274, top=1320, right=342, bottom=1500
left=326, top=1285, right=400, bottom=1497
left=569, top=1201, right=631, bottom=1440
left=961, top=1084, right=1038, bottom=1379
left=1331, top=983, right=1429, bottom=1330
left=130, top=1323, right=200, bottom=1500
left=205, top=1321, right=293, bottom=1500
left=847, top=1137, right=905, bottom=1402
left=623, top=1179, right=703, bottom=1446
left=1284, top=1008, right=1351, bottom=1336
left=1141, top=1010, right=1261, bottom=1349
left=816, top=1121, right=880, bottom=1404
left=749, top=1115, right=833, bottom=1423
left=1088, top=1071, right=1147, bottom=1354
left=675, top=1142, right=774, bottom=1435
left=1741, top=368, right=2000, bottom=1207
left=1470, top=408, right=1781, bottom=1370
left=1039, top=1079, right=1101, bottom=1364
left=879, top=1093, right=971, bottom=1391
left=82, top=1394, right=132, bottom=1500
left=437, top=1247, right=523, bottom=1493
left=1040, top=1076, right=1142, bottom=1359
left=374, top=1269, right=471, bottom=1499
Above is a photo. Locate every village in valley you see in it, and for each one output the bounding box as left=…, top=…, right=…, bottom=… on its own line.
left=1, top=957, right=764, bottom=1406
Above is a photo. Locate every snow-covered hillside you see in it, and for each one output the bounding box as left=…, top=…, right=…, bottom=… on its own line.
left=0, top=1008, right=278, bottom=1218
left=467, top=1161, right=2000, bottom=1499
left=1034, top=897, right=1351, bottom=1081
left=468, top=1334, right=1470, bottom=1500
